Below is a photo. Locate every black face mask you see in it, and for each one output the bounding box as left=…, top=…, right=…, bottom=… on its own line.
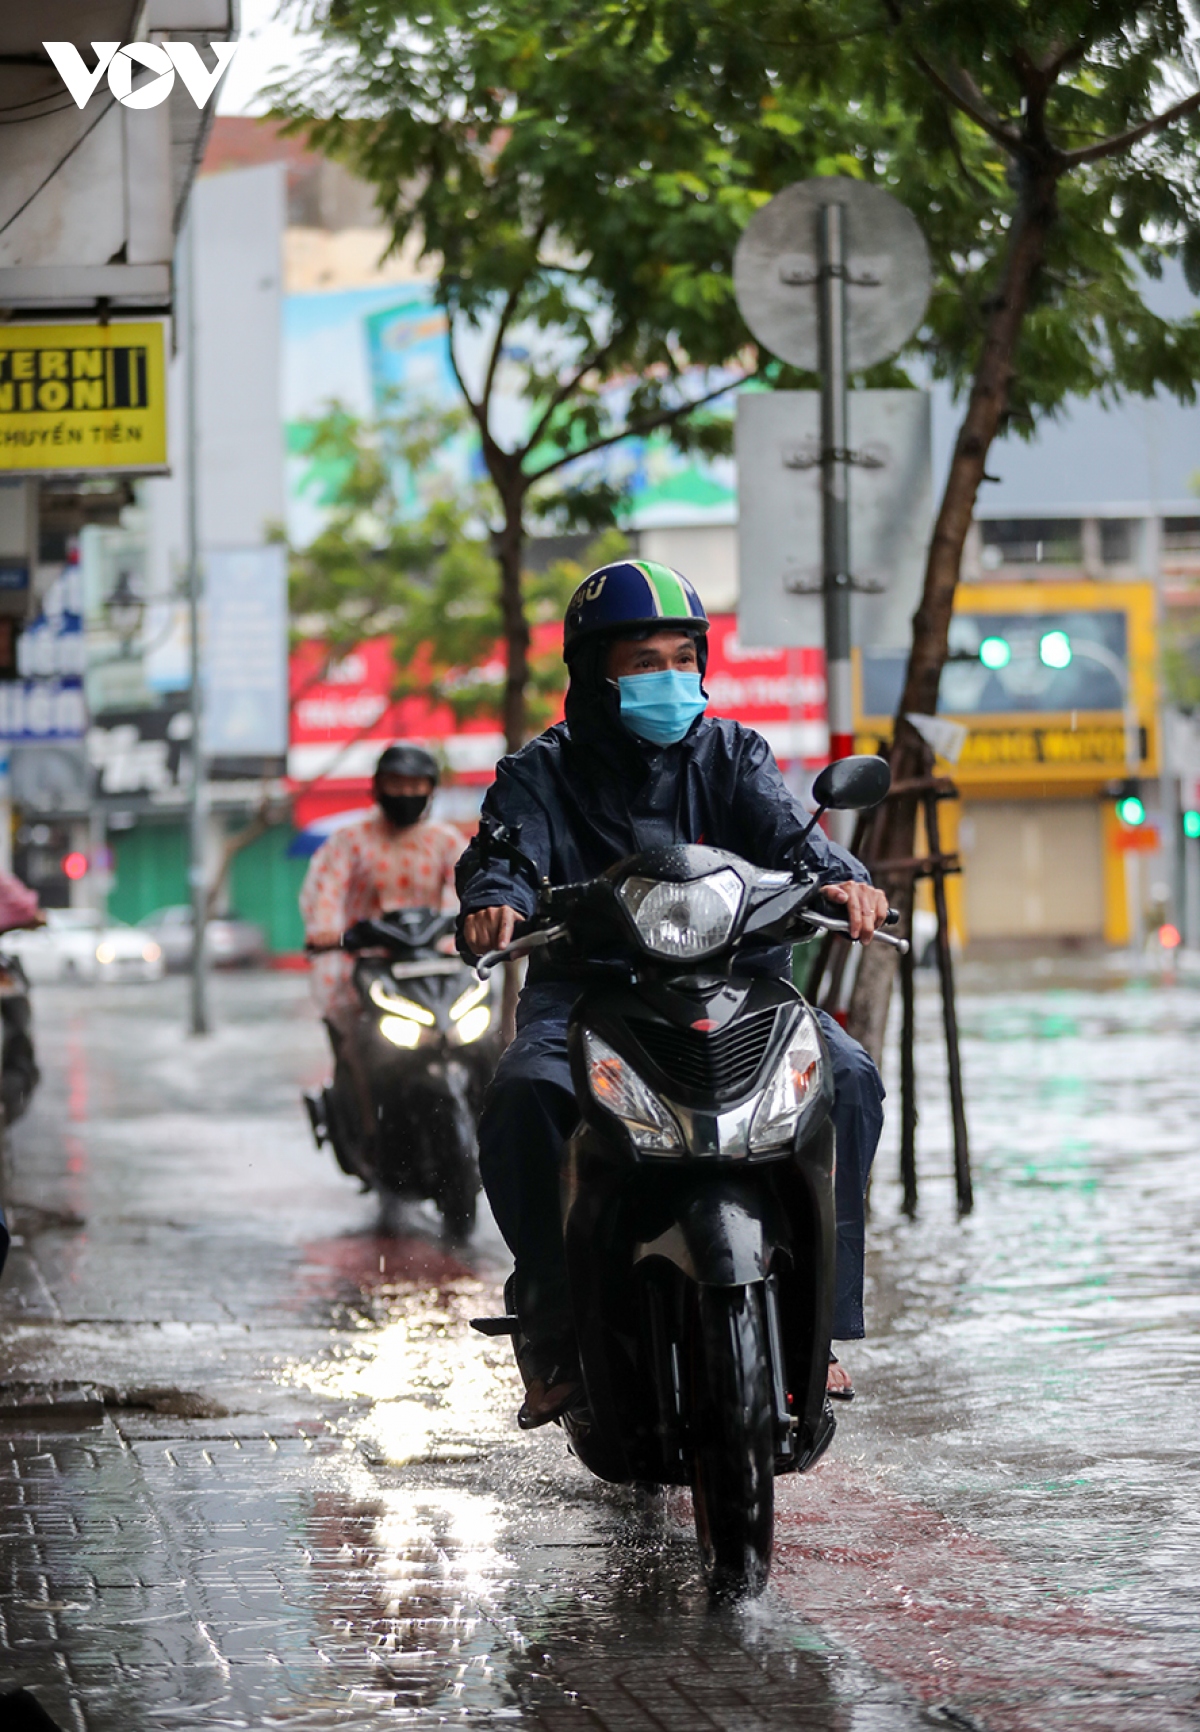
left=377, top=792, right=430, bottom=829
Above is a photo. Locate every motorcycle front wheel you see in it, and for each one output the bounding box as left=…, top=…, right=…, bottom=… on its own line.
left=687, top=1283, right=775, bottom=1601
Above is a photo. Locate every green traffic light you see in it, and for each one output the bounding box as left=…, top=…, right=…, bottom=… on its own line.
left=979, top=635, right=1011, bottom=671
left=1117, top=795, right=1146, bottom=828
left=1039, top=629, right=1072, bottom=670
left=1184, top=809, right=1200, bottom=840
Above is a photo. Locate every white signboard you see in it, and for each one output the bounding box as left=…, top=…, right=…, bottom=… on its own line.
left=204, top=546, right=288, bottom=759
left=736, top=389, right=931, bottom=651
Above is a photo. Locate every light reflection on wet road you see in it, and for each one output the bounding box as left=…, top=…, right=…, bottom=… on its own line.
left=0, top=968, right=1196, bottom=1730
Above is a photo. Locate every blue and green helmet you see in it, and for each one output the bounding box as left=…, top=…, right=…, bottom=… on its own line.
left=562, top=559, right=709, bottom=660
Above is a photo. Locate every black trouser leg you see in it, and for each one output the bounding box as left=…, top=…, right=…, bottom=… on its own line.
left=815, top=1009, right=886, bottom=1341
left=477, top=1075, right=578, bottom=1364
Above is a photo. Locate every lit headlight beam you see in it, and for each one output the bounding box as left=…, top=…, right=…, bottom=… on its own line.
left=368, top=979, right=437, bottom=1024
left=450, top=979, right=489, bottom=1022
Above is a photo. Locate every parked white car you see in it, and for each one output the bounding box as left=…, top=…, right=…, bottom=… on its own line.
left=2, top=908, right=165, bottom=984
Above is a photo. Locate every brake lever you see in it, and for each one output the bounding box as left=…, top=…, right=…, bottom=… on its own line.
left=802, top=910, right=910, bottom=954
left=475, top=923, right=570, bottom=979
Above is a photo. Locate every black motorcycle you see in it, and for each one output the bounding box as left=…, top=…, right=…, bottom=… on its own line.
left=470, top=757, right=906, bottom=1599
left=304, top=908, right=502, bottom=1238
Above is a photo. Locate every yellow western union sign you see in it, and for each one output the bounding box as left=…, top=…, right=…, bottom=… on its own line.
left=959, top=725, right=1131, bottom=768
left=0, top=322, right=167, bottom=473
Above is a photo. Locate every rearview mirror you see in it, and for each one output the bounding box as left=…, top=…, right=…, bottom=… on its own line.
left=810, top=755, right=891, bottom=812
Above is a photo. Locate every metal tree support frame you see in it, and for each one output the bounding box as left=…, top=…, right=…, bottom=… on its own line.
left=806, top=763, right=973, bottom=1216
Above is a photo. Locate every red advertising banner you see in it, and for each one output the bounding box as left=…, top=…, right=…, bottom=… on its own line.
left=289, top=617, right=827, bottom=829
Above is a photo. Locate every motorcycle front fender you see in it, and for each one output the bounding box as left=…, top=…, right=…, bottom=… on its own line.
left=632, top=1175, right=789, bottom=1288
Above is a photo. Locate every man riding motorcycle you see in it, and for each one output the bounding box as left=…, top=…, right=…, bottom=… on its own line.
left=301, top=743, right=463, bottom=1170
left=456, top=561, right=888, bottom=1426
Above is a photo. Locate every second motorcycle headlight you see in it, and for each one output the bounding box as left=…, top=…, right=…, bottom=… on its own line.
left=582, top=1028, right=682, bottom=1153
left=747, top=1014, right=824, bottom=1152
left=368, top=978, right=436, bottom=1024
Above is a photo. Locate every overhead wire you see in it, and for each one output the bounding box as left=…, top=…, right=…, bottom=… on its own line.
left=0, top=100, right=83, bottom=125
left=0, top=95, right=118, bottom=241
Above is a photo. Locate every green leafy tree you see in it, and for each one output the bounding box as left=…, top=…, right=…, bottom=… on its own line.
left=272, top=3, right=764, bottom=747
left=631, top=0, right=1200, bottom=1045
left=289, top=401, right=624, bottom=739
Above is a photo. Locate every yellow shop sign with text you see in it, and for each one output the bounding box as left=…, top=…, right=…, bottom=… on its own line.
left=0, top=322, right=167, bottom=474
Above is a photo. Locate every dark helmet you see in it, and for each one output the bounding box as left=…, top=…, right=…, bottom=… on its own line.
left=563, top=559, right=708, bottom=661
left=373, top=742, right=439, bottom=785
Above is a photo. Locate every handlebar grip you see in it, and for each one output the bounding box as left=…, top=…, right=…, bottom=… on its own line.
left=885, top=907, right=901, bottom=927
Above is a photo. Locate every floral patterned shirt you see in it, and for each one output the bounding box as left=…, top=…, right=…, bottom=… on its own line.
left=299, top=811, right=463, bottom=1016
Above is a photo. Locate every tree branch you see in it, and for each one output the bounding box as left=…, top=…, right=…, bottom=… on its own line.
left=479, top=282, right=524, bottom=422
left=881, top=0, right=1021, bottom=151
left=1062, top=85, right=1200, bottom=166
left=526, top=375, right=745, bottom=485
left=1037, top=34, right=1091, bottom=81
left=479, top=222, right=546, bottom=420
left=517, top=328, right=624, bottom=461
left=445, top=320, right=486, bottom=436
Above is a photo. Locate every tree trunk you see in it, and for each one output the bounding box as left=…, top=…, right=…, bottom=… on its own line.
left=491, top=481, right=531, bottom=1045
left=846, top=161, right=1060, bottom=1063
left=494, top=488, right=530, bottom=755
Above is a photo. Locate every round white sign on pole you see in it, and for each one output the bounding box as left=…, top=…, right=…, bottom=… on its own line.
left=734, top=177, right=931, bottom=371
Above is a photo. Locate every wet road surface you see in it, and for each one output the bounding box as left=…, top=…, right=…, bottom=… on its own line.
left=0, top=967, right=1196, bottom=1731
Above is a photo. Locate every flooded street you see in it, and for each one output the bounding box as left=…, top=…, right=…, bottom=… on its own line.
left=0, top=968, right=1197, bottom=1731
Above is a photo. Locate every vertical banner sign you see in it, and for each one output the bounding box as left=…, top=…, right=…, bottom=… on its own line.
left=204, top=546, right=289, bottom=760
left=0, top=323, right=168, bottom=474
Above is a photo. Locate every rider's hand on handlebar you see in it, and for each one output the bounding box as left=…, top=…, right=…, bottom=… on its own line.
left=822, top=881, right=890, bottom=943
left=305, top=930, right=342, bottom=953
left=463, top=905, right=518, bottom=956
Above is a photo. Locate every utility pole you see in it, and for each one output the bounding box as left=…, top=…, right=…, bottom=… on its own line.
left=184, top=210, right=209, bottom=1036
left=817, top=202, right=853, bottom=766
left=733, top=176, right=930, bottom=774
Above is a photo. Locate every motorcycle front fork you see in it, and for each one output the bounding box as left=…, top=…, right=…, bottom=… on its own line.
left=645, top=1273, right=795, bottom=1478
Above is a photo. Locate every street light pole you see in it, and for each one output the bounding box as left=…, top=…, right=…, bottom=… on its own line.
left=184, top=210, right=209, bottom=1036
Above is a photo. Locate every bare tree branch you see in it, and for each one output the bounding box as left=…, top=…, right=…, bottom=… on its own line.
left=526, top=375, right=746, bottom=485
left=1062, top=85, right=1200, bottom=166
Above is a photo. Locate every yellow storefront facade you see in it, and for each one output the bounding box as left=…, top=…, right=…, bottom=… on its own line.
left=855, top=581, right=1159, bottom=948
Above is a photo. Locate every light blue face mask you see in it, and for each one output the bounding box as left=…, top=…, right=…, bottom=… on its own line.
left=616, top=668, right=708, bottom=747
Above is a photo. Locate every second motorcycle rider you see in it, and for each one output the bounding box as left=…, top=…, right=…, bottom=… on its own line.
left=457, top=561, right=889, bottom=1427
left=301, top=743, right=462, bottom=1121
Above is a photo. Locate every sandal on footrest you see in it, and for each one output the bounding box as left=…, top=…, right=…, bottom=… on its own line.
left=827, top=1351, right=855, bottom=1402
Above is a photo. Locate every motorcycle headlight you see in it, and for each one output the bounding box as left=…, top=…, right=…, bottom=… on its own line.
left=379, top=1014, right=423, bottom=1049
left=450, top=979, right=489, bottom=1021
left=368, top=978, right=436, bottom=1025
left=455, top=1004, right=491, bottom=1044
left=748, top=1014, right=824, bottom=1153
left=583, top=1028, right=683, bottom=1154
left=618, top=869, right=743, bottom=961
